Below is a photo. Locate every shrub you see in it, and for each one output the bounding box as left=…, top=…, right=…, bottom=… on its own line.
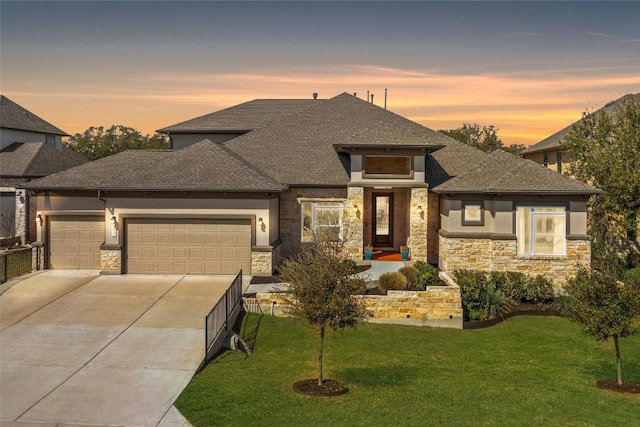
left=524, top=275, right=555, bottom=306
left=501, top=271, right=528, bottom=303
left=413, top=261, right=437, bottom=290
left=624, top=267, right=640, bottom=287
left=379, top=272, right=407, bottom=292
left=398, top=266, right=417, bottom=288
left=340, top=258, right=358, bottom=273
left=453, top=269, right=487, bottom=320
left=483, top=284, right=514, bottom=320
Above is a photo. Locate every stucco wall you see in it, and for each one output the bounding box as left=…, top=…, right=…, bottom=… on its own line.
left=1, top=129, right=63, bottom=150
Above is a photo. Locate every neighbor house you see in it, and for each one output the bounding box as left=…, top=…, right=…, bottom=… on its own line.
left=23, top=93, right=602, bottom=283
left=522, top=93, right=640, bottom=244
left=1, top=96, right=86, bottom=242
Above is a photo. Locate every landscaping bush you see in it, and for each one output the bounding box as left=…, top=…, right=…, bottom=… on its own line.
left=624, top=266, right=640, bottom=286
left=413, top=261, right=437, bottom=290
left=398, top=266, right=417, bottom=288
left=483, top=284, right=515, bottom=320
left=524, top=275, right=555, bottom=307
left=340, top=258, right=358, bottom=273
left=378, top=271, right=407, bottom=292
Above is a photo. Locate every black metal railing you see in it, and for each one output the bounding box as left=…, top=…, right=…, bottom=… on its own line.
left=0, top=247, right=34, bottom=284
left=205, top=270, right=243, bottom=355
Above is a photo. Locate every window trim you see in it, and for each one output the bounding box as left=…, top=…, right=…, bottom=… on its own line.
left=300, top=200, right=344, bottom=243
left=461, top=201, right=484, bottom=226
left=517, top=206, right=567, bottom=257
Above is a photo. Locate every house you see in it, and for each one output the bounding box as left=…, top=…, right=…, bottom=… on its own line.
left=522, top=93, right=640, bottom=244
left=22, top=93, right=602, bottom=283
left=0, top=96, right=86, bottom=242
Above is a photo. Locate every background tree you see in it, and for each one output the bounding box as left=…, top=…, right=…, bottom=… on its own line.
left=64, top=125, right=170, bottom=160
left=561, top=98, right=640, bottom=269
left=561, top=267, right=640, bottom=386
left=439, top=123, right=525, bottom=154
left=279, top=241, right=368, bottom=386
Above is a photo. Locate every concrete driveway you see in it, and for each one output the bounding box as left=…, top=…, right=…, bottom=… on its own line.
left=0, top=270, right=246, bottom=427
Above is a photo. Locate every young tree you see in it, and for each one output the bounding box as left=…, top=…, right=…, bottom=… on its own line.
left=561, top=97, right=640, bottom=266
left=438, top=123, right=524, bottom=154
left=279, top=241, right=368, bottom=386
left=64, top=125, right=170, bottom=160
left=561, top=268, right=640, bottom=386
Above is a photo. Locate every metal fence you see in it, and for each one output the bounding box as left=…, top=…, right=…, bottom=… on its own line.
left=0, top=247, right=34, bottom=284
left=205, top=270, right=243, bottom=354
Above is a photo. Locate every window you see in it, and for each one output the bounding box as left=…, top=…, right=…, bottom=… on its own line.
left=301, top=201, right=343, bottom=242
left=363, top=156, right=412, bottom=178
left=45, top=135, right=56, bottom=146
left=557, top=151, right=563, bottom=173
left=517, top=207, right=566, bottom=256
left=543, top=152, right=548, bottom=168
left=462, top=202, right=483, bottom=225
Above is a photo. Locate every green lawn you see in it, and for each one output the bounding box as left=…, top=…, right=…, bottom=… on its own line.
left=176, top=314, right=640, bottom=427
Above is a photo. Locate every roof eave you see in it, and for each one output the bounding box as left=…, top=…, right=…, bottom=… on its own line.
left=157, top=128, right=252, bottom=134
left=333, top=144, right=445, bottom=153
left=432, top=188, right=605, bottom=196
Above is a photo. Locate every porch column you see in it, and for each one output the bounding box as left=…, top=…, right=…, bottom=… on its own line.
left=344, top=186, right=364, bottom=260
left=408, top=187, right=428, bottom=261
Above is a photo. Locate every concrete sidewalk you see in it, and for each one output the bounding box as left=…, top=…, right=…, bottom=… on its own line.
left=0, top=271, right=245, bottom=426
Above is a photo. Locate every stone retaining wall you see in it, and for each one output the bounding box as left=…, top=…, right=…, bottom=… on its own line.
left=249, top=272, right=463, bottom=329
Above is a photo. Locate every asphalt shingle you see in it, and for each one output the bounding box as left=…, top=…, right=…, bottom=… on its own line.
left=1, top=96, right=69, bottom=136
left=1, top=142, right=88, bottom=178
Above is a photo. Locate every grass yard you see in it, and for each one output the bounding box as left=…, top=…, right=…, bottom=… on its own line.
left=176, top=314, right=640, bottom=427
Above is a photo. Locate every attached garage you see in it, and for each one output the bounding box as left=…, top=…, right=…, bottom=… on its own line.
left=49, top=216, right=104, bottom=269
left=126, top=219, right=251, bottom=275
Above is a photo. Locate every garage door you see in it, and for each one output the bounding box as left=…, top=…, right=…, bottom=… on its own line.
left=126, top=219, right=251, bottom=275
left=49, top=216, right=104, bottom=269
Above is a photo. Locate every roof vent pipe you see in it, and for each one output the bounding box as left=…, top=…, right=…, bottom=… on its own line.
left=371, top=94, right=374, bottom=104
left=313, top=93, right=318, bottom=99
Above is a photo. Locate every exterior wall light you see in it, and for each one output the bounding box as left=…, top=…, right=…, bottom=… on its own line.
left=111, top=216, right=117, bottom=224
left=36, top=214, right=43, bottom=226
left=258, top=218, right=264, bottom=225
left=417, top=205, right=423, bottom=213
left=353, top=204, right=360, bottom=214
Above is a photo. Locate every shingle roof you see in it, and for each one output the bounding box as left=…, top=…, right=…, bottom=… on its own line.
left=226, top=92, right=455, bottom=185
left=522, top=93, right=640, bottom=155
left=157, top=99, right=324, bottom=133
left=433, top=149, right=604, bottom=195
left=0, top=96, right=69, bottom=136
left=23, top=140, right=286, bottom=192
left=1, top=142, right=88, bottom=178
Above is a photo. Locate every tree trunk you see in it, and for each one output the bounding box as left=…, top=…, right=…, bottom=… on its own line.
left=318, top=325, right=325, bottom=386
left=614, top=334, right=623, bottom=386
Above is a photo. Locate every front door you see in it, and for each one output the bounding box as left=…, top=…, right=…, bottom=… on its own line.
left=373, top=194, right=393, bottom=247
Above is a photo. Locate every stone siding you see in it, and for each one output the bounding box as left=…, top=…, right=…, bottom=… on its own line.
left=343, top=186, right=364, bottom=260
left=100, top=249, right=121, bottom=274
left=407, top=187, right=428, bottom=260
left=439, top=235, right=591, bottom=285
left=427, top=192, right=440, bottom=264
left=251, top=250, right=274, bottom=276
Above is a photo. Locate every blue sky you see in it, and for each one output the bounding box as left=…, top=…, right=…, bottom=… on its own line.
left=2, top=1, right=639, bottom=145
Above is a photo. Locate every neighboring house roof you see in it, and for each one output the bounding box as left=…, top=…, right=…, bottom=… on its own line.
left=522, top=93, right=640, bottom=155
left=226, top=93, right=455, bottom=186
left=23, top=140, right=286, bottom=192
left=0, top=142, right=88, bottom=178
left=432, top=149, right=604, bottom=195
left=157, top=99, right=324, bottom=133
left=0, top=96, right=69, bottom=136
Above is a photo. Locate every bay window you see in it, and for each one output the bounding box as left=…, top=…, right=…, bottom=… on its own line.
left=517, top=207, right=566, bottom=256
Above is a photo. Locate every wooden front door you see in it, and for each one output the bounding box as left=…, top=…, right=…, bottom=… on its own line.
left=373, top=194, right=393, bottom=247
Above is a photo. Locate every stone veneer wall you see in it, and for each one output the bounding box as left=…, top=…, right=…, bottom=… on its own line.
left=344, top=187, right=364, bottom=261
left=100, top=249, right=121, bottom=274
left=439, top=235, right=591, bottom=285
left=251, top=248, right=279, bottom=276
left=427, top=192, right=440, bottom=264
left=407, top=187, right=428, bottom=261
left=249, top=273, right=462, bottom=329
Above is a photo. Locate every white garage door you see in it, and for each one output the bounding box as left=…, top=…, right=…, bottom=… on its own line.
left=126, top=219, right=251, bottom=275
left=49, top=216, right=104, bottom=269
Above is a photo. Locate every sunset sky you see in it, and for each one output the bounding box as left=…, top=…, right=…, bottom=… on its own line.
left=1, top=1, right=639, bottom=146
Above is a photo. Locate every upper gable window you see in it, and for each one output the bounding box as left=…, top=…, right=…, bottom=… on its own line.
left=363, top=156, right=412, bottom=178
left=45, top=135, right=56, bottom=146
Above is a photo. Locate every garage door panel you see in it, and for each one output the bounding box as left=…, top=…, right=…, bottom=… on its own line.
left=127, top=219, right=251, bottom=275
left=49, top=216, right=103, bottom=270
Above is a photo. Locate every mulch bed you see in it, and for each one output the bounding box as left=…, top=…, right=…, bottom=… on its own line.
left=463, top=305, right=561, bottom=329
left=596, top=379, right=640, bottom=394
left=292, top=379, right=349, bottom=396
left=250, top=265, right=371, bottom=285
